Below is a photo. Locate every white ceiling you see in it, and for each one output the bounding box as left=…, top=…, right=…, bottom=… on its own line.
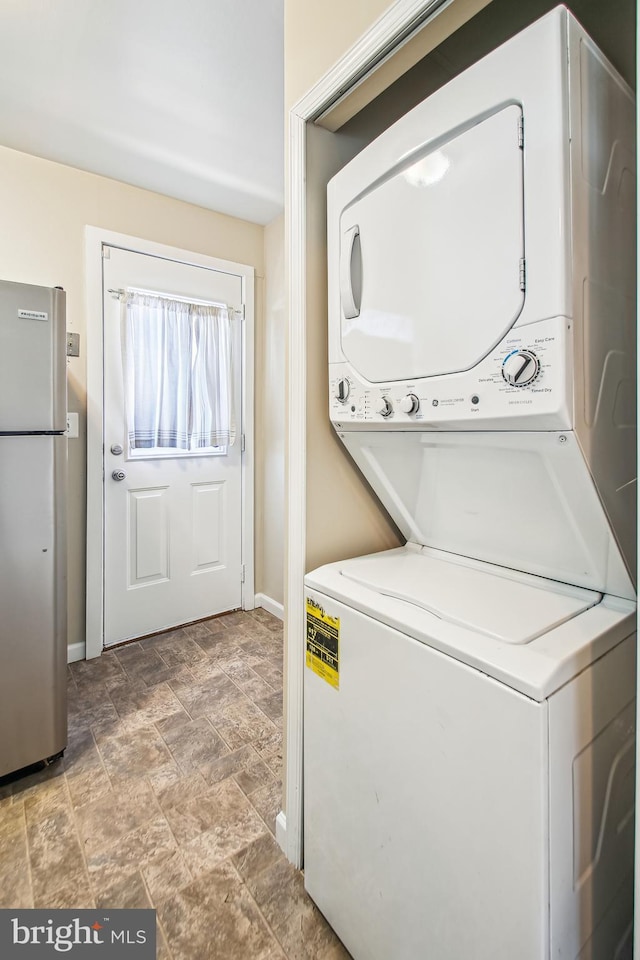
left=0, top=0, right=284, bottom=225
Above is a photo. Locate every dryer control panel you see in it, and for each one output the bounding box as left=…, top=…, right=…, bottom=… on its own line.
left=330, top=316, right=571, bottom=431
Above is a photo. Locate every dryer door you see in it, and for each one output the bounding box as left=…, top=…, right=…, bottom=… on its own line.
left=339, top=104, right=525, bottom=383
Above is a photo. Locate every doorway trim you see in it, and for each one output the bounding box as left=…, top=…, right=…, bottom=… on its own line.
left=85, top=227, right=255, bottom=660
left=283, top=0, right=493, bottom=868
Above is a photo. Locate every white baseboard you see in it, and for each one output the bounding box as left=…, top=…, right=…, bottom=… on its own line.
left=275, top=810, right=287, bottom=853
left=255, top=593, right=284, bottom=621
left=67, top=642, right=86, bottom=664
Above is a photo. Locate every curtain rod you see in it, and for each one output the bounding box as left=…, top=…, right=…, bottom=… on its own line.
left=107, top=287, right=243, bottom=316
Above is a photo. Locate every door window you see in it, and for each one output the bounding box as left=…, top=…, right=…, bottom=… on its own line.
left=122, top=291, right=235, bottom=459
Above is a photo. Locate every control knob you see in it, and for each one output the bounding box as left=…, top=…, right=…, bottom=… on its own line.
left=375, top=397, right=393, bottom=418
left=334, top=378, right=350, bottom=403
left=501, top=349, right=540, bottom=387
left=399, top=394, right=420, bottom=414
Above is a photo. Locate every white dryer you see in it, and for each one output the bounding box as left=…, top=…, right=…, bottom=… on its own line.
left=304, top=7, right=636, bottom=960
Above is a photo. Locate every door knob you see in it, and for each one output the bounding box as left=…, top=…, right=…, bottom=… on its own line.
left=112, top=470, right=126, bottom=481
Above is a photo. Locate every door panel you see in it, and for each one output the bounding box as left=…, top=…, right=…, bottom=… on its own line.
left=129, top=487, right=169, bottom=584
left=192, top=482, right=224, bottom=569
left=103, top=246, right=244, bottom=645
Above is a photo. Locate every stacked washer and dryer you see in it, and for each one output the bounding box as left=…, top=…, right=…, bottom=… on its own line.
left=303, top=7, right=636, bottom=960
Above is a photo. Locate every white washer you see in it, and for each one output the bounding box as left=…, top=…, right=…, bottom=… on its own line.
left=304, top=7, right=637, bottom=960
left=304, top=547, right=635, bottom=960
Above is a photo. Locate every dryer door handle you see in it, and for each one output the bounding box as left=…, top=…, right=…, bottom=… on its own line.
left=340, top=224, right=361, bottom=319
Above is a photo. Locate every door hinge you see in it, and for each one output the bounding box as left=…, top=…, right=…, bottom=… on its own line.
left=517, top=116, right=524, bottom=148
left=102, top=246, right=111, bottom=259
left=241, top=564, right=246, bottom=583
left=519, top=258, right=526, bottom=292
left=241, top=433, right=246, bottom=453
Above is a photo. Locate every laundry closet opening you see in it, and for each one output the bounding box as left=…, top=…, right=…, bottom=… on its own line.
left=291, top=0, right=636, bottom=955
left=282, top=0, right=635, bottom=870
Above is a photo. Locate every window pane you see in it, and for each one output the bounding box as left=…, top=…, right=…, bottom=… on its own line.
left=122, top=292, right=235, bottom=458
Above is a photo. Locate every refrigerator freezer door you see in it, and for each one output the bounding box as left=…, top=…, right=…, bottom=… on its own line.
left=0, top=280, right=66, bottom=432
left=0, top=435, right=67, bottom=776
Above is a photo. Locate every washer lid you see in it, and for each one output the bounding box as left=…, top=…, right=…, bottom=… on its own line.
left=339, top=103, right=525, bottom=383
left=339, top=430, right=636, bottom=601
left=339, top=549, right=601, bottom=644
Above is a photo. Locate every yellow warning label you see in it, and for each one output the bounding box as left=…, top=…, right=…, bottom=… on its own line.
left=306, top=597, right=340, bottom=690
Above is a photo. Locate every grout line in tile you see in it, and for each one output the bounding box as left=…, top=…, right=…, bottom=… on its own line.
left=62, top=770, right=94, bottom=900
left=20, top=792, right=35, bottom=909
left=153, top=781, right=188, bottom=859
left=222, top=661, right=282, bottom=707
left=227, top=858, right=288, bottom=959
left=205, top=713, right=275, bottom=756
left=89, top=724, right=114, bottom=785
left=156, top=912, right=175, bottom=960
left=250, top=697, right=282, bottom=727
left=137, top=858, right=156, bottom=906
left=244, top=781, right=283, bottom=839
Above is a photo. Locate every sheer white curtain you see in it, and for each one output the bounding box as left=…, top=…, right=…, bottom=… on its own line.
left=191, top=306, right=235, bottom=448
left=123, top=292, right=235, bottom=452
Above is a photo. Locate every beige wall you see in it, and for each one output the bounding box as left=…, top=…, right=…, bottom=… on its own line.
left=303, top=124, right=401, bottom=574
left=285, top=0, right=394, bottom=107
left=0, top=144, right=265, bottom=652
left=284, top=0, right=402, bottom=576
left=280, top=0, right=401, bottom=823
left=257, top=215, right=286, bottom=606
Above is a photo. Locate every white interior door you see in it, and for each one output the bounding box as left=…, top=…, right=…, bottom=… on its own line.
left=102, top=245, right=245, bottom=646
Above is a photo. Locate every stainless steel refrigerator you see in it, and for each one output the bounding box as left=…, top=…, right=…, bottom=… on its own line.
left=0, top=279, right=67, bottom=777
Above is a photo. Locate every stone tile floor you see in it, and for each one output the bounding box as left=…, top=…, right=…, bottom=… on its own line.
left=0, top=608, right=350, bottom=960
